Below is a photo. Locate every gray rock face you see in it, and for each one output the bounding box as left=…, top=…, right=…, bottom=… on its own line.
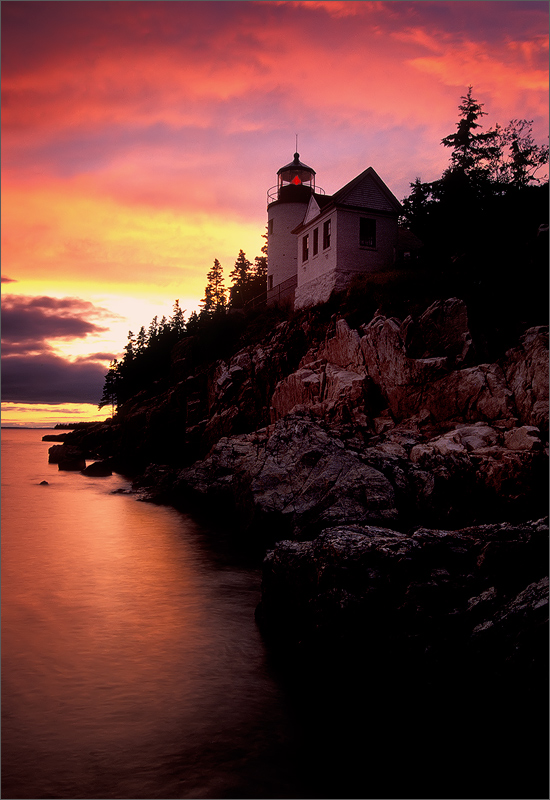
left=175, top=414, right=398, bottom=537
left=359, top=310, right=515, bottom=422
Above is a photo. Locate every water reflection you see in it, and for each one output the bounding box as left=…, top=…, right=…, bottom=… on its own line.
left=2, top=431, right=301, bottom=799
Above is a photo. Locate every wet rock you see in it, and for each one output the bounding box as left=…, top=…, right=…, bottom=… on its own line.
left=81, top=460, right=113, bottom=477
left=58, top=457, right=87, bottom=471
left=48, top=444, right=86, bottom=464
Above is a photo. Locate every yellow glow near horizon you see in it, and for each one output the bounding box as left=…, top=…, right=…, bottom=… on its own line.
left=1, top=402, right=113, bottom=428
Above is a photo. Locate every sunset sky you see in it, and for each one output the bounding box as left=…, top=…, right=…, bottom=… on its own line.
left=2, top=0, right=548, bottom=426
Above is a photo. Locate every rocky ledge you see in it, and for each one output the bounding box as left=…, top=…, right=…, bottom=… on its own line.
left=55, top=297, right=549, bottom=682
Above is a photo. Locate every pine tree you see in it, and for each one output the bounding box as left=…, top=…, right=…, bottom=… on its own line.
left=170, top=300, right=186, bottom=336
left=229, top=250, right=253, bottom=308
left=135, top=326, right=147, bottom=357
left=441, top=86, right=499, bottom=182
left=98, top=359, right=120, bottom=413
left=200, top=258, right=226, bottom=317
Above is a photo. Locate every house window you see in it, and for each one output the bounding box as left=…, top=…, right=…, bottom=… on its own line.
left=268, top=219, right=273, bottom=235
left=302, top=234, right=309, bottom=262
left=312, top=227, right=319, bottom=256
left=360, top=217, right=376, bottom=247
left=323, top=219, right=331, bottom=249
left=268, top=275, right=273, bottom=290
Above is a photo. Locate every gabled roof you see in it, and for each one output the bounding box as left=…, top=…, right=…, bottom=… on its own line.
left=291, top=167, right=402, bottom=234
left=332, top=167, right=402, bottom=213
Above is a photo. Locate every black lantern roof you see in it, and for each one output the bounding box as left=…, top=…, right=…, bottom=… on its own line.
left=277, top=152, right=315, bottom=176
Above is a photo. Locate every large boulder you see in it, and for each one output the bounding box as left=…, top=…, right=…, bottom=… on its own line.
left=48, top=444, right=86, bottom=464
left=174, top=414, right=398, bottom=538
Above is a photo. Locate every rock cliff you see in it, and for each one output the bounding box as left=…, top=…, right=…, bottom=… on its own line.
left=58, top=297, right=548, bottom=683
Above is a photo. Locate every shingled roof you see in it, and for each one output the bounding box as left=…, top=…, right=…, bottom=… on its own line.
left=292, top=167, right=402, bottom=234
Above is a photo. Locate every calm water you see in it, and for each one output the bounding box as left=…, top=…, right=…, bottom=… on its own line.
left=3, top=430, right=547, bottom=800
left=1, top=429, right=308, bottom=800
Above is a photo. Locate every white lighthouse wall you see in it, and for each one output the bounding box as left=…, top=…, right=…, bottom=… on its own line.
left=294, top=208, right=398, bottom=309
left=267, top=202, right=309, bottom=290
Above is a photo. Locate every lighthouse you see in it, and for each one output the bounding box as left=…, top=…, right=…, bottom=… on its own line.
left=266, top=152, right=322, bottom=306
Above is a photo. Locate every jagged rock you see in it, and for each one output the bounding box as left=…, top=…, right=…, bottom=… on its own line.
left=256, top=518, right=549, bottom=674
left=318, top=318, right=365, bottom=374
left=505, top=326, right=549, bottom=432
left=175, top=414, right=398, bottom=538
left=360, top=311, right=515, bottom=423
left=504, top=425, right=542, bottom=451
left=270, top=361, right=368, bottom=424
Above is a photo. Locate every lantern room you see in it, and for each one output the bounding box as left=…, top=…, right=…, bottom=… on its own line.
left=267, top=152, right=318, bottom=204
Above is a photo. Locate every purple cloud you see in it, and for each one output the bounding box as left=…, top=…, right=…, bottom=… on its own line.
left=1, top=295, right=113, bottom=350
left=1, top=352, right=108, bottom=404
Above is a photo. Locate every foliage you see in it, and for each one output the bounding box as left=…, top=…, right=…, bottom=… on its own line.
left=401, top=87, right=549, bottom=262
left=200, top=259, right=227, bottom=319
left=99, top=240, right=269, bottom=411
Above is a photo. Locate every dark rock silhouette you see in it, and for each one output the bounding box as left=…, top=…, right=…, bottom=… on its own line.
left=53, top=297, right=548, bottom=689
left=81, top=460, right=113, bottom=477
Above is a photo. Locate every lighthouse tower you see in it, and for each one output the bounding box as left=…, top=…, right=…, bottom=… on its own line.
left=266, top=152, right=320, bottom=305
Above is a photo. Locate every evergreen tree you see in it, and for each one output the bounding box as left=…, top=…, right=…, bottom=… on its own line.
left=254, top=231, right=268, bottom=278
left=135, top=326, right=147, bottom=357
left=186, top=310, right=200, bottom=334
left=170, top=300, right=186, bottom=336
left=229, top=250, right=253, bottom=308
left=441, top=86, right=500, bottom=183
left=147, top=317, right=159, bottom=346
left=98, top=359, right=120, bottom=412
left=200, top=258, right=226, bottom=318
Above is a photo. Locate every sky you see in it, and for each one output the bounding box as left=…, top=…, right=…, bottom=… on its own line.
left=2, top=0, right=548, bottom=426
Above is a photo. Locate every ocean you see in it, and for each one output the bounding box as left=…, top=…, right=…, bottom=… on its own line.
left=1, top=429, right=310, bottom=799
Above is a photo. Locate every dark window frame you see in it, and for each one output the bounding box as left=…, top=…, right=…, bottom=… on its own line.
left=312, top=227, right=319, bottom=256
left=302, top=234, right=309, bottom=262
left=360, top=217, right=376, bottom=248
left=323, top=218, right=331, bottom=249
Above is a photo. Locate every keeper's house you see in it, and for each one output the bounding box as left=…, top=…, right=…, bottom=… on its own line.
left=266, top=153, right=404, bottom=309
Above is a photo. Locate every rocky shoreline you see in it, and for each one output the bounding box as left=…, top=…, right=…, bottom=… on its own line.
left=50, top=297, right=549, bottom=689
